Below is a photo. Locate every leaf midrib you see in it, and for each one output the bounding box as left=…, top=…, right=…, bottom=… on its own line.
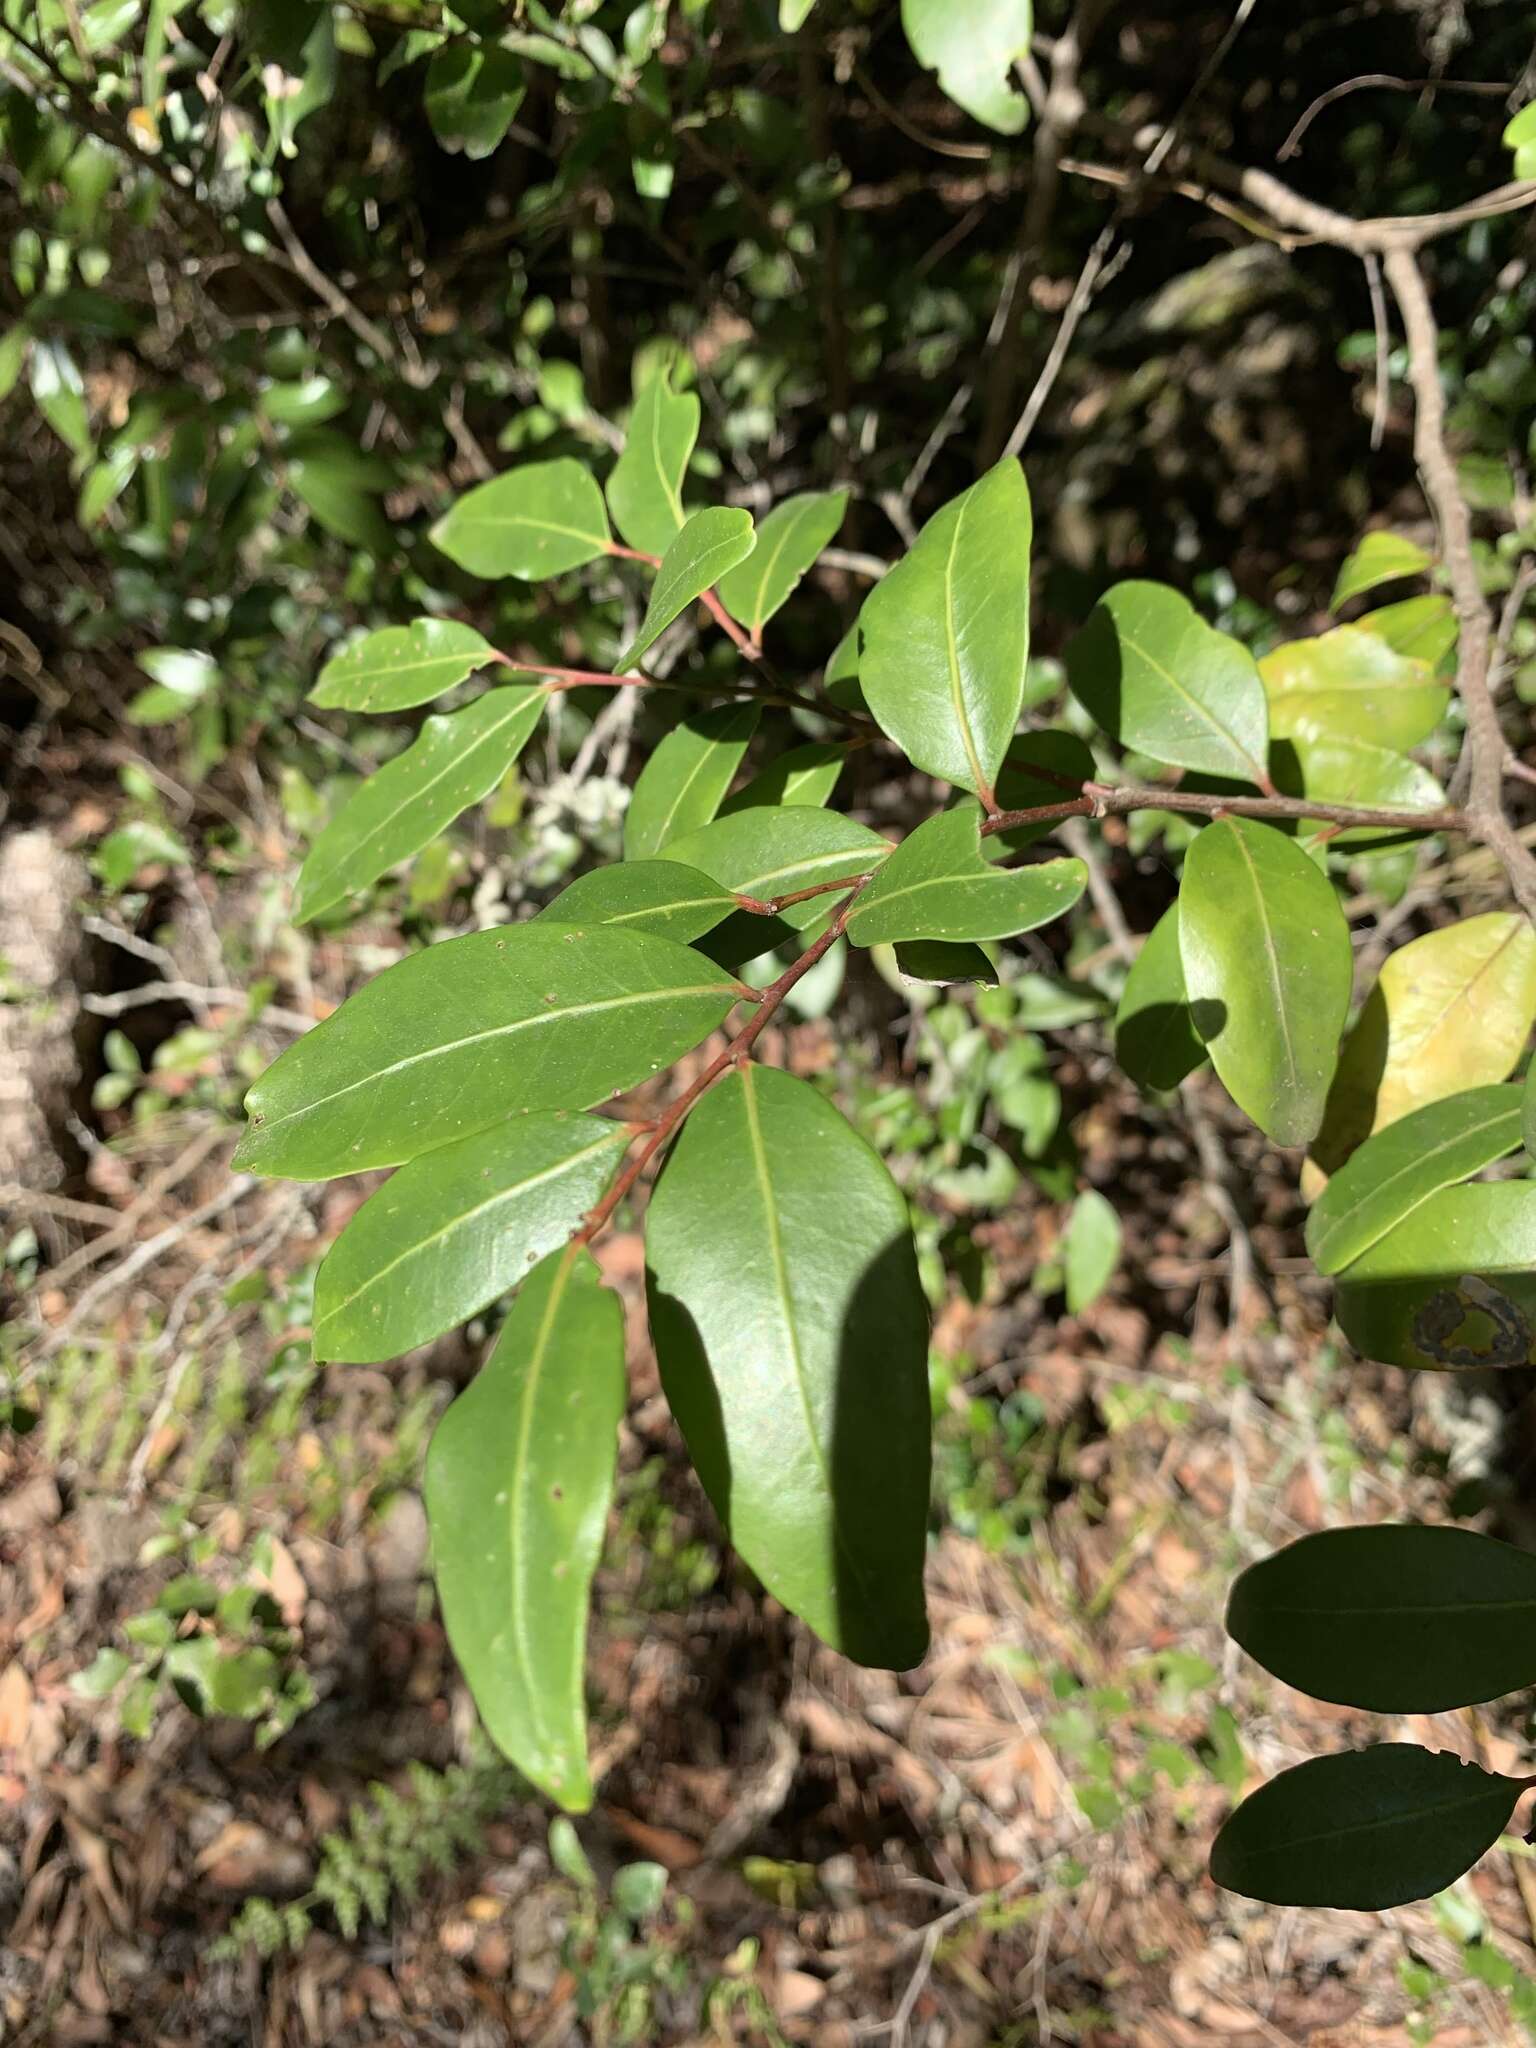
left=1231, top=1781, right=1514, bottom=1868
left=508, top=1245, right=579, bottom=1762
left=1122, top=620, right=1265, bottom=780
left=941, top=499, right=990, bottom=797
left=1311, top=1102, right=1521, bottom=1269
left=1227, top=823, right=1299, bottom=1103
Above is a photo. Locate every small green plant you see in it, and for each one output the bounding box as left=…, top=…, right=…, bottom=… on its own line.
left=548, top=1817, right=691, bottom=2045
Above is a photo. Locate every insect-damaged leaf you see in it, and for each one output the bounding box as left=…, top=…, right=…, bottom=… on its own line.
left=310, top=619, right=496, bottom=714
left=431, top=458, right=611, bottom=580
left=1333, top=1182, right=1536, bottom=1371
left=1114, top=904, right=1206, bottom=1093
left=844, top=803, right=1085, bottom=947
left=1228, top=1525, right=1536, bottom=1714
left=234, top=924, right=739, bottom=1179
left=859, top=458, right=1031, bottom=800
left=1178, top=816, right=1351, bottom=1146
left=425, top=1245, right=624, bottom=1810
left=294, top=686, right=545, bottom=923
left=717, top=489, right=849, bottom=638
left=605, top=367, right=698, bottom=557
left=536, top=860, right=737, bottom=944
left=623, top=702, right=761, bottom=859
left=619, top=507, right=756, bottom=668
left=314, top=1113, right=630, bottom=1362
left=1210, top=1746, right=1526, bottom=1910
left=645, top=1066, right=930, bottom=1668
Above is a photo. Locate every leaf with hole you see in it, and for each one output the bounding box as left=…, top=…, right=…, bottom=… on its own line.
left=234, top=924, right=740, bottom=1179
left=431, top=458, right=611, bottom=581
left=1260, top=624, right=1450, bottom=751
left=606, top=368, right=698, bottom=556
left=646, top=1065, right=930, bottom=1667
left=1334, top=1182, right=1536, bottom=1371
left=425, top=1245, right=624, bottom=1810
left=310, top=620, right=497, bottom=714
left=859, top=458, right=1031, bottom=799
left=1331, top=531, right=1431, bottom=610
left=623, top=702, right=761, bottom=859
left=1114, top=905, right=1206, bottom=1093
left=1304, top=1085, right=1523, bottom=1276
left=1065, top=582, right=1268, bottom=783
left=845, top=803, right=1085, bottom=947
left=619, top=507, right=756, bottom=668
left=900, top=0, right=1033, bottom=134
left=535, top=860, right=737, bottom=944
left=1178, top=816, right=1351, bottom=1146
left=314, top=1113, right=630, bottom=1362
left=717, top=489, right=848, bottom=638
left=1210, top=1745, right=1527, bottom=1909
left=1228, top=1525, right=1536, bottom=1713
left=662, top=807, right=892, bottom=928
left=294, top=686, right=545, bottom=923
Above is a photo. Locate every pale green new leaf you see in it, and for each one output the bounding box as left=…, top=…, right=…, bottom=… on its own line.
left=1064, top=1188, right=1120, bottom=1314
left=1356, top=593, right=1457, bottom=667
left=1334, top=1182, right=1536, bottom=1370
left=859, top=458, right=1031, bottom=798
left=431, top=458, right=611, bottom=580
left=1178, top=816, right=1351, bottom=1146
left=294, top=687, right=544, bottom=924
left=845, top=803, right=1085, bottom=947
left=662, top=807, right=892, bottom=927
left=310, top=620, right=497, bottom=714
left=1331, top=530, right=1431, bottom=610
left=624, top=702, right=760, bottom=859
left=234, top=924, right=740, bottom=1179
left=1065, top=582, right=1268, bottom=783
left=536, top=860, right=737, bottom=943
left=900, top=0, right=1033, bottom=135
left=314, top=1113, right=630, bottom=1361
left=606, top=369, right=698, bottom=556
left=619, top=507, right=756, bottom=668
left=646, top=1065, right=930, bottom=1667
left=425, top=1245, right=624, bottom=1810
left=717, top=489, right=849, bottom=637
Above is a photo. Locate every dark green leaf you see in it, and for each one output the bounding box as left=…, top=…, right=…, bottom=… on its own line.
left=425, top=1245, right=624, bottom=1810
left=424, top=45, right=524, bottom=159
left=624, top=702, right=760, bottom=859
left=606, top=368, right=698, bottom=556
left=1334, top=1183, right=1536, bottom=1370
left=716, top=489, right=849, bottom=638
left=234, top=925, right=740, bottom=1179
left=893, top=940, right=998, bottom=987
left=310, top=620, right=497, bottom=714
left=536, top=860, right=737, bottom=943
left=1114, top=905, right=1205, bottom=1092
left=431, top=459, right=611, bottom=581
left=1210, top=1745, right=1525, bottom=1909
left=619, top=507, right=757, bottom=668
left=662, top=808, right=892, bottom=928
left=646, top=1066, right=930, bottom=1667
left=288, top=444, right=392, bottom=551
left=845, top=803, right=1085, bottom=947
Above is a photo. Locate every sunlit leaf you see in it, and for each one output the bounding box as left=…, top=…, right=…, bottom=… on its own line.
left=310, top=620, right=497, bottom=714
left=717, top=489, right=849, bottom=637
left=1064, top=1189, right=1120, bottom=1313
left=606, top=367, right=698, bottom=556
left=1271, top=731, right=1446, bottom=851
left=662, top=807, right=892, bottom=928
left=722, top=742, right=848, bottom=814
left=624, top=702, right=760, bottom=859
left=536, top=860, right=737, bottom=943
left=900, top=0, right=1033, bottom=134
left=431, top=459, right=611, bottom=580
left=1114, top=904, right=1205, bottom=1092
left=1331, top=531, right=1431, bottom=609
left=845, top=803, right=1085, bottom=947
left=1260, top=623, right=1450, bottom=751
left=619, top=507, right=756, bottom=668
left=424, top=43, right=525, bottom=159
left=1334, top=1182, right=1536, bottom=1370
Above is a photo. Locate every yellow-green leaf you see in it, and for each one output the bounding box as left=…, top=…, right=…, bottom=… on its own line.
left=1260, top=623, right=1450, bottom=751
left=1331, top=530, right=1431, bottom=610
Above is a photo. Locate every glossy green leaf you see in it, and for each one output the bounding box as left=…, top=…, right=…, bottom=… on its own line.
left=536, top=860, right=737, bottom=943
left=1271, top=731, right=1447, bottom=850
left=1178, top=816, right=1351, bottom=1146
left=646, top=1065, right=930, bottom=1666
left=1304, top=1085, right=1523, bottom=1276
left=1064, top=1189, right=1120, bottom=1314
left=314, top=1113, right=629, bottom=1362
left=1334, top=1182, right=1536, bottom=1371
left=431, top=458, right=611, bottom=581
left=1114, top=905, right=1206, bottom=1092
left=1260, top=624, right=1450, bottom=751
left=424, top=43, right=525, bottom=158
left=722, top=742, right=848, bottom=815
left=990, top=731, right=1096, bottom=851
left=606, top=368, right=699, bottom=556
left=1228, top=1525, right=1536, bottom=1713
left=624, top=702, right=761, bottom=859
left=845, top=804, right=1085, bottom=947
left=294, top=687, right=545, bottom=923
left=619, top=507, right=757, bottom=668
left=1356, top=593, right=1457, bottom=667
left=663, top=807, right=892, bottom=928
left=1065, top=582, right=1268, bottom=783
left=1210, top=1746, right=1525, bottom=1909
left=900, top=0, right=1032, bottom=135
left=310, top=620, right=497, bottom=714
left=717, top=489, right=849, bottom=637
left=859, top=459, right=1031, bottom=799
left=234, top=924, right=740, bottom=1179
left=425, top=1245, right=624, bottom=1809
left=1312, top=914, right=1536, bottom=1173
left=1331, top=531, right=1431, bottom=609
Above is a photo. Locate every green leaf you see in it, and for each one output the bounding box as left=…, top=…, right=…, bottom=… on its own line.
left=619, top=507, right=757, bottom=668
left=1260, top=624, right=1450, bottom=751
left=1527, top=1060, right=1536, bottom=1166
left=1305, top=1085, right=1524, bottom=1276
left=662, top=808, right=892, bottom=928
left=1505, top=101, right=1536, bottom=176
left=780, top=0, right=816, bottom=25
left=424, top=44, right=525, bottom=159
left=1178, top=816, right=1351, bottom=1147
left=1334, top=1183, right=1536, bottom=1371
left=288, top=441, right=393, bottom=552
left=72, top=1647, right=131, bottom=1698
left=892, top=940, right=998, bottom=987
left=1355, top=593, right=1457, bottom=667
left=234, top=925, right=740, bottom=1179
left=844, top=803, right=1085, bottom=947
left=859, top=458, right=1031, bottom=799
left=294, top=687, right=545, bottom=924
left=431, top=459, right=611, bottom=581
left=1271, top=731, right=1447, bottom=851
left=425, top=1245, right=624, bottom=1810
left=314, top=1113, right=629, bottom=1362
left=1228, top=1525, right=1536, bottom=1713
left=606, top=368, right=698, bottom=556
left=1064, top=1189, right=1120, bottom=1313
left=900, top=0, right=1033, bottom=135
left=611, top=1861, right=668, bottom=1919
left=1065, top=582, right=1268, bottom=784
left=126, top=647, right=219, bottom=726
left=1210, top=1746, right=1526, bottom=1909
left=30, top=339, right=91, bottom=461
left=646, top=1066, right=930, bottom=1667
left=310, top=621, right=497, bottom=714
left=536, top=861, right=737, bottom=944
left=1312, top=914, right=1536, bottom=1174
left=717, top=490, right=849, bottom=638
left=989, top=731, right=1096, bottom=851
left=1114, top=905, right=1206, bottom=1093
left=548, top=1814, right=596, bottom=1886
left=721, top=742, right=848, bottom=815
left=624, top=702, right=761, bottom=859
left=1331, top=531, right=1431, bottom=609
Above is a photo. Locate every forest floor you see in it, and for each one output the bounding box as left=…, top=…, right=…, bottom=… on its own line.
left=5, top=840, right=1536, bottom=2048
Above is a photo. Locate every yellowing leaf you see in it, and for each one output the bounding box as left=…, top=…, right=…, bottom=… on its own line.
left=1260, top=624, right=1449, bottom=752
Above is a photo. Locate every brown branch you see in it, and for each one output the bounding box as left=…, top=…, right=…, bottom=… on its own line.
left=981, top=783, right=1468, bottom=838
